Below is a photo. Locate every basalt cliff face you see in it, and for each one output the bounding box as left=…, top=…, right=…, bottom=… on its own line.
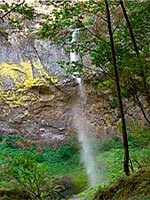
left=0, top=67, right=149, bottom=149
left=0, top=78, right=75, bottom=149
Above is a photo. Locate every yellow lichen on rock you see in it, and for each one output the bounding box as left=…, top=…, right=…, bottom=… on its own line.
left=0, top=61, right=32, bottom=81
left=0, top=61, right=60, bottom=108
left=0, top=61, right=46, bottom=88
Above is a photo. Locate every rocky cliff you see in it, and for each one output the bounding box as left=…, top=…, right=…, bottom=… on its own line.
left=0, top=63, right=149, bottom=150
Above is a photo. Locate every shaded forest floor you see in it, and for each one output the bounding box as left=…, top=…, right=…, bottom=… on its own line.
left=93, top=168, right=150, bottom=200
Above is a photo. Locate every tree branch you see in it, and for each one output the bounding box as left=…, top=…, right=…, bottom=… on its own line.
left=0, top=0, right=25, bottom=21
left=86, top=27, right=109, bottom=45
left=134, top=93, right=150, bottom=125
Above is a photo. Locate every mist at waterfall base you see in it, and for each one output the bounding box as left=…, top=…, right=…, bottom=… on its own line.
left=71, top=30, right=102, bottom=186
left=73, top=84, right=102, bottom=186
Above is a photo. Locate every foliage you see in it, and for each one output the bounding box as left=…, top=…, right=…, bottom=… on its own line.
left=57, top=145, right=76, bottom=161
left=0, top=134, right=86, bottom=198
left=77, top=150, right=150, bottom=200
left=0, top=1, right=34, bottom=32
left=130, top=127, right=150, bottom=148
left=96, top=127, right=150, bottom=183
left=1, top=149, right=67, bottom=200
left=37, top=0, right=150, bottom=109
left=57, top=135, right=80, bottom=161
left=98, top=134, right=123, bottom=152
left=0, top=125, right=150, bottom=199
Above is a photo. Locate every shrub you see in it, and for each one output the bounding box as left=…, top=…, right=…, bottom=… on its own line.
left=5, top=135, right=17, bottom=149
left=53, top=135, right=80, bottom=161
left=57, top=145, right=73, bottom=160
left=98, top=134, right=122, bottom=152
left=131, top=127, right=150, bottom=147
left=1, top=152, right=66, bottom=200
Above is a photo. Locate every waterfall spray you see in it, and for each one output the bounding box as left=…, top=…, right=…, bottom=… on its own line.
left=71, top=29, right=99, bottom=186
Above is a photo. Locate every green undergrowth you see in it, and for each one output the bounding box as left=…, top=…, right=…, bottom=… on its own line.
left=0, top=127, right=149, bottom=199
left=75, top=127, right=150, bottom=200
left=0, top=135, right=87, bottom=196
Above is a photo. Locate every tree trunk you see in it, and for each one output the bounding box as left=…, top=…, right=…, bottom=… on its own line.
left=105, top=0, right=130, bottom=176
left=119, top=0, right=139, bottom=56
left=134, top=94, right=150, bottom=125
left=120, top=0, right=150, bottom=103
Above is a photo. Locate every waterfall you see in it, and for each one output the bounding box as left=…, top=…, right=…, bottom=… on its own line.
left=71, top=29, right=99, bottom=186
left=70, top=29, right=81, bottom=84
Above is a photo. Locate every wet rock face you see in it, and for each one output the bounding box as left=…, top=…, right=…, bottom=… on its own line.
left=0, top=80, right=149, bottom=147
left=0, top=81, right=76, bottom=147
left=0, top=37, right=68, bottom=75
left=0, top=32, right=69, bottom=92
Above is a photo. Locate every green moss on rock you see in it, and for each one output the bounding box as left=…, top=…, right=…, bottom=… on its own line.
left=93, top=169, right=150, bottom=200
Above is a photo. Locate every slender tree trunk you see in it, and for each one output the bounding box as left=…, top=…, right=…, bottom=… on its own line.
left=119, top=0, right=139, bottom=56
left=120, top=0, right=150, bottom=103
left=134, top=94, right=150, bottom=125
left=105, top=0, right=130, bottom=176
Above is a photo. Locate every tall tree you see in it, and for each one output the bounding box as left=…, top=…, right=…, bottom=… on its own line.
left=119, top=0, right=150, bottom=105
left=105, top=0, right=130, bottom=176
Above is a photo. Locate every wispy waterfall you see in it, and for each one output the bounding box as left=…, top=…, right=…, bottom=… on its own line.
left=71, top=29, right=99, bottom=186
left=70, top=29, right=81, bottom=84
